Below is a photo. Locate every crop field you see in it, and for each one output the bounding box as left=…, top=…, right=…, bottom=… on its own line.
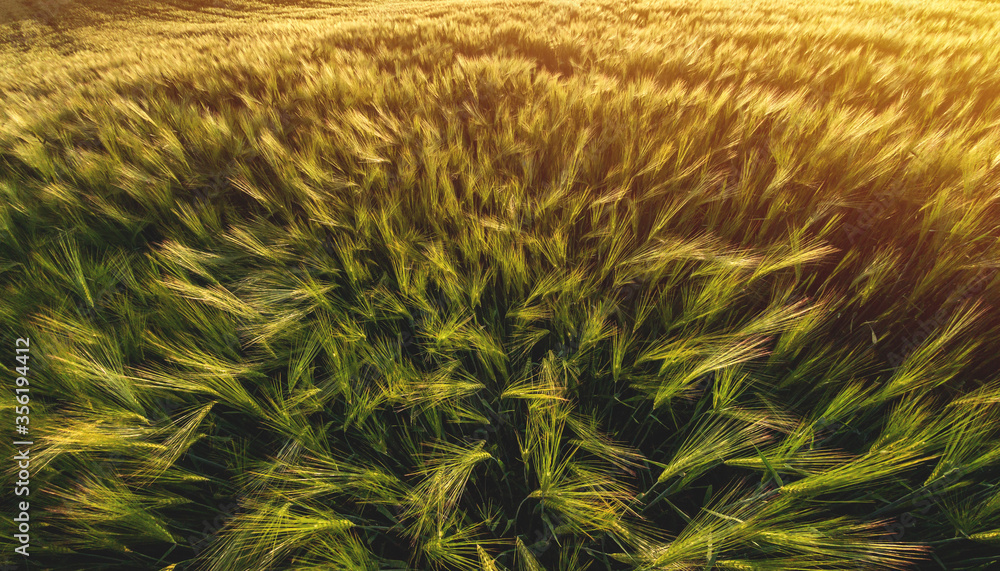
left=2, top=0, right=1000, bottom=569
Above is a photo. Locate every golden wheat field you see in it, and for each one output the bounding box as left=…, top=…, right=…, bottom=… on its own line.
left=2, top=0, right=1000, bottom=569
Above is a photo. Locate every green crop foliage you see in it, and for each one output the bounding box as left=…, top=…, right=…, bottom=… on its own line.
left=2, top=0, right=1000, bottom=569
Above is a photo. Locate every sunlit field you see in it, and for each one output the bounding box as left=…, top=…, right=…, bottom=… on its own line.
left=2, top=0, right=1000, bottom=569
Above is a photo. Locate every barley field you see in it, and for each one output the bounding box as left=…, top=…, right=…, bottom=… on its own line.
left=2, top=0, right=1000, bottom=569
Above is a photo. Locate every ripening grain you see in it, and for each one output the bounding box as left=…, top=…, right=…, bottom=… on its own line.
left=2, top=0, right=1000, bottom=569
